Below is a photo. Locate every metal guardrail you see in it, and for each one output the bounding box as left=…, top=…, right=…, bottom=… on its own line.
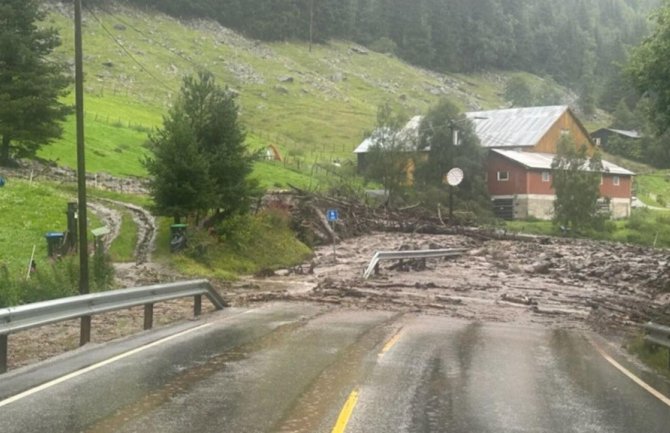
left=363, top=249, right=466, bottom=279
left=644, top=322, right=670, bottom=369
left=0, top=279, right=226, bottom=374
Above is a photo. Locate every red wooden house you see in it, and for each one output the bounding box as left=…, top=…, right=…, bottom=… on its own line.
left=467, top=106, right=634, bottom=220
left=355, top=106, right=634, bottom=220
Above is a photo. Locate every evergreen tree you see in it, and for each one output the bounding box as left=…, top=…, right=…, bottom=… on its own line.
left=364, top=102, right=410, bottom=206
left=145, top=72, right=257, bottom=223
left=551, top=136, right=604, bottom=231
left=144, top=111, right=212, bottom=223
left=0, top=0, right=71, bottom=166
left=612, top=99, right=636, bottom=130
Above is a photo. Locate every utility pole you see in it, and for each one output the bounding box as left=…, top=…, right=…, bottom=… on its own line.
left=309, top=0, right=314, bottom=52
left=74, top=0, right=90, bottom=346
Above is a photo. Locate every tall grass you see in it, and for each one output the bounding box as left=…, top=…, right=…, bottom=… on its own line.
left=0, top=254, right=114, bottom=308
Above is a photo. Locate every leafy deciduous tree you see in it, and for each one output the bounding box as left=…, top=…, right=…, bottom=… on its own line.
left=363, top=102, right=410, bottom=206
left=416, top=99, right=489, bottom=209
left=551, top=136, right=604, bottom=231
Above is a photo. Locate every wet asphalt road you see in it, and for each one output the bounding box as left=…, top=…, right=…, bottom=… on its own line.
left=0, top=303, right=668, bottom=433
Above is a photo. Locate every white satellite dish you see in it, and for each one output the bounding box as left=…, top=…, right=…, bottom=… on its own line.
left=445, top=167, right=464, bottom=187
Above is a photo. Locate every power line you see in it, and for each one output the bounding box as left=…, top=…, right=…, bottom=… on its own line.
left=92, top=3, right=204, bottom=71
left=82, top=3, right=176, bottom=93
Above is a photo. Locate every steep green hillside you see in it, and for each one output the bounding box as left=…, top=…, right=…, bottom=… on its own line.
left=39, top=2, right=557, bottom=179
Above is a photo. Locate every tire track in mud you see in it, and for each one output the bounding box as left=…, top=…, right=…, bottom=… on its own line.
left=88, top=199, right=167, bottom=288
left=88, top=200, right=157, bottom=265
left=109, top=201, right=157, bottom=265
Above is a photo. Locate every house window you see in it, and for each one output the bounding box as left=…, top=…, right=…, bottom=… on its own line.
left=497, top=171, right=510, bottom=181
left=613, top=176, right=620, bottom=186
left=560, top=129, right=570, bottom=137
left=542, top=171, right=551, bottom=182
left=595, top=137, right=602, bottom=146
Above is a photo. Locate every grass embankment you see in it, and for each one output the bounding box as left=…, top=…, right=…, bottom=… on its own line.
left=506, top=208, right=670, bottom=248
left=0, top=179, right=107, bottom=306
left=154, top=210, right=312, bottom=281
left=0, top=178, right=314, bottom=305
left=0, top=179, right=98, bottom=277
left=636, top=171, right=670, bottom=208
left=626, top=335, right=670, bottom=379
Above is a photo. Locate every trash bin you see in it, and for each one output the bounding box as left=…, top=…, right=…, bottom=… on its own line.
left=170, top=224, right=188, bottom=252
left=45, top=232, right=65, bottom=257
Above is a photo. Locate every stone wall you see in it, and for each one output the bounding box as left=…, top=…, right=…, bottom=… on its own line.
left=513, top=195, right=555, bottom=220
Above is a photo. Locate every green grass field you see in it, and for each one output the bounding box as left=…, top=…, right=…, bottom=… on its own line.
left=505, top=208, right=670, bottom=249
left=37, top=3, right=540, bottom=180
left=0, top=179, right=101, bottom=278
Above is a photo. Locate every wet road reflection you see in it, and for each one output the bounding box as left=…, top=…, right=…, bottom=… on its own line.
left=0, top=305, right=668, bottom=433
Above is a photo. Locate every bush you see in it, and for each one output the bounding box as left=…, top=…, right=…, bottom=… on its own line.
left=0, top=255, right=115, bottom=308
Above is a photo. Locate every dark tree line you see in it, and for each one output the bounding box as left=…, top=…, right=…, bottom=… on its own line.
left=119, top=0, right=656, bottom=94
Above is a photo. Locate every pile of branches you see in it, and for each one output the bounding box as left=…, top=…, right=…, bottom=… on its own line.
left=284, top=186, right=474, bottom=246
left=276, top=186, right=544, bottom=246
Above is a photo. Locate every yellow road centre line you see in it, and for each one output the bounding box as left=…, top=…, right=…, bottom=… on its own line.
left=0, top=322, right=213, bottom=409
left=592, top=340, right=670, bottom=407
left=331, top=389, right=359, bottom=433
left=379, top=329, right=404, bottom=358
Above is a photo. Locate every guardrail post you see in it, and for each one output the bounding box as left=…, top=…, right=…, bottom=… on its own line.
left=194, top=295, right=202, bottom=317
left=0, top=334, right=7, bottom=374
left=144, top=303, right=154, bottom=330
left=80, top=316, right=91, bottom=346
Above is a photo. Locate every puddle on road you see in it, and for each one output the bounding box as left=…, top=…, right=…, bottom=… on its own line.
left=410, top=323, right=482, bottom=432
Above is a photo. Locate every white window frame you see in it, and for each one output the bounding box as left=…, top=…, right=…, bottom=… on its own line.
left=613, top=176, right=620, bottom=186
left=541, top=171, right=551, bottom=183
left=497, top=171, right=510, bottom=182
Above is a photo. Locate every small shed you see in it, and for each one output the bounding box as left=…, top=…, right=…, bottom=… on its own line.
left=591, top=128, right=642, bottom=148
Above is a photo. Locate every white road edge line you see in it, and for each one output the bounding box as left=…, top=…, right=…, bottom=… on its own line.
left=0, top=322, right=213, bottom=409
left=592, top=340, right=670, bottom=407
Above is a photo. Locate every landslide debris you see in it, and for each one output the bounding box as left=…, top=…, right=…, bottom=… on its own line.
left=235, top=232, right=670, bottom=333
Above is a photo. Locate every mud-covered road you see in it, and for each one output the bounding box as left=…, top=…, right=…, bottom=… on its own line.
left=232, top=232, right=670, bottom=334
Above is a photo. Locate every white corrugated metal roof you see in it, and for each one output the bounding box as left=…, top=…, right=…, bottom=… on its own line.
left=354, top=115, right=423, bottom=153
left=355, top=106, right=574, bottom=153
left=492, top=149, right=635, bottom=176
left=607, top=129, right=643, bottom=139
left=466, top=106, right=569, bottom=148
